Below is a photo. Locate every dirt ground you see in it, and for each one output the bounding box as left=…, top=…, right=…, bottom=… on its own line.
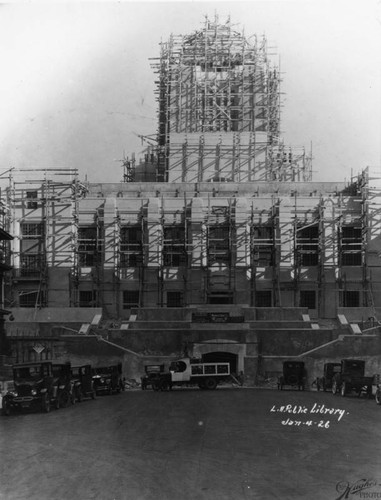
left=0, top=387, right=380, bottom=500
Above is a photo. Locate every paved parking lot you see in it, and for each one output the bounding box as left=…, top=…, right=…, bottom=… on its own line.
left=0, top=387, right=380, bottom=500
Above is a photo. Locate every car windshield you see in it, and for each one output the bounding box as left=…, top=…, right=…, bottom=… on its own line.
left=95, top=368, right=110, bottom=375
left=14, top=366, right=42, bottom=380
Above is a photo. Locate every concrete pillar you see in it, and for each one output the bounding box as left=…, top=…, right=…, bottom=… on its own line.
left=46, top=184, right=73, bottom=267
left=147, top=198, right=162, bottom=268
left=103, top=198, right=117, bottom=270
left=12, top=221, right=20, bottom=269
left=191, top=198, right=206, bottom=267
left=235, top=198, right=249, bottom=267
left=322, top=198, right=336, bottom=269
left=278, top=198, right=294, bottom=271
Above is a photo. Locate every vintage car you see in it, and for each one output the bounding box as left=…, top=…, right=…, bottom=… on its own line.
left=332, top=359, right=373, bottom=398
left=51, top=363, right=74, bottom=409
left=277, top=361, right=306, bottom=391
left=141, top=364, right=165, bottom=390
left=71, top=364, right=96, bottom=402
left=2, top=361, right=72, bottom=415
left=316, top=363, right=342, bottom=391
left=92, top=363, right=124, bottom=395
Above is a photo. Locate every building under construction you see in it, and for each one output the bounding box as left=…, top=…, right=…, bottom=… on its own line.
left=1, top=17, right=381, bottom=381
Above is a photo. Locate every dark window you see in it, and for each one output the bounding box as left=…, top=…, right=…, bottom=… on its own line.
left=20, top=254, right=45, bottom=277
left=300, top=290, right=316, bottom=309
left=208, top=225, right=230, bottom=264
left=167, top=291, right=183, bottom=308
left=170, top=360, right=187, bottom=372
left=19, top=290, right=45, bottom=308
left=79, top=290, right=98, bottom=307
left=20, top=223, right=44, bottom=276
left=163, top=226, right=186, bottom=267
left=255, top=290, right=272, bottom=307
left=341, top=290, right=360, bottom=308
left=340, top=226, right=362, bottom=266
left=26, top=190, right=38, bottom=209
left=296, top=225, right=319, bottom=266
left=78, top=227, right=99, bottom=267
left=208, top=292, right=233, bottom=304
left=120, top=226, right=143, bottom=267
left=251, top=226, right=274, bottom=266
left=123, top=290, right=140, bottom=309
left=21, top=223, right=43, bottom=237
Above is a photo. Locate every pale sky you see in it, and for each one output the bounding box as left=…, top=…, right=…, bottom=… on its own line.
left=0, top=0, right=380, bottom=184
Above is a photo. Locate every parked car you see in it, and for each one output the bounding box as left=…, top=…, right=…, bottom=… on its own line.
left=316, top=363, right=342, bottom=392
left=2, top=361, right=71, bottom=415
left=92, top=363, right=124, bottom=395
left=141, top=364, right=165, bottom=390
left=332, top=359, right=373, bottom=398
left=277, top=361, right=306, bottom=391
left=51, top=363, right=74, bottom=409
left=71, top=364, right=96, bottom=402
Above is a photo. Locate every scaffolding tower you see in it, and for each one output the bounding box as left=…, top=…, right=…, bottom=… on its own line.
left=150, top=15, right=312, bottom=184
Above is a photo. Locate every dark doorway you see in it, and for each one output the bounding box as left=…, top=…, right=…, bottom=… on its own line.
left=208, top=293, right=233, bottom=304
left=255, top=290, right=272, bottom=307
left=201, top=351, right=238, bottom=375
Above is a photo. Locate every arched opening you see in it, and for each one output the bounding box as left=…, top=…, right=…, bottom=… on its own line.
left=201, top=351, right=238, bottom=375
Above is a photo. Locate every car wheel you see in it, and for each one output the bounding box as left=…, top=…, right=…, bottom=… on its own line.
left=204, top=378, right=217, bottom=390
left=341, top=382, right=347, bottom=397
left=108, top=385, right=113, bottom=395
left=332, top=380, right=338, bottom=395
left=160, top=380, right=169, bottom=391
left=60, top=390, right=70, bottom=408
left=2, top=400, right=11, bottom=416
left=91, top=389, right=96, bottom=400
left=317, top=380, right=321, bottom=391
left=42, top=394, right=51, bottom=413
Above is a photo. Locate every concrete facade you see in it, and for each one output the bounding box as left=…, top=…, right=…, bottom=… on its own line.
left=3, top=175, right=380, bottom=320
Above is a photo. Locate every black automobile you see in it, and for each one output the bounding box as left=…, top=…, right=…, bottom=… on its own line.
left=2, top=362, right=69, bottom=415
left=71, top=364, right=96, bottom=402
left=277, top=361, right=306, bottom=391
left=316, top=363, right=341, bottom=392
left=51, top=363, right=74, bottom=409
left=141, top=364, right=165, bottom=390
left=92, top=363, right=124, bottom=395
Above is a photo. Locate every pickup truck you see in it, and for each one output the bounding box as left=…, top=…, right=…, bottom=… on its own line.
left=332, top=359, right=373, bottom=398
left=150, top=357, right=231, bottom=391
